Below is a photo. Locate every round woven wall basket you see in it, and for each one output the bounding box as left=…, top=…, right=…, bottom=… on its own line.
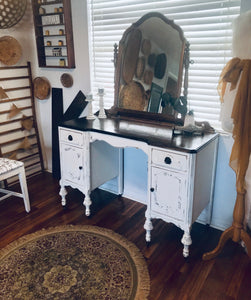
left=0, top=0, right=27, bottom=29
left=33, top=77, right=51, bottom=100
left=60, top=73, right=73, bottom=88
left=0, top=36, right=22, bottom=66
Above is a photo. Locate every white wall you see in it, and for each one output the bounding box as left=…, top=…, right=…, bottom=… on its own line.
left=210, top=134, right=236, bottom=229
left=0, top=0, right=250, bottom=231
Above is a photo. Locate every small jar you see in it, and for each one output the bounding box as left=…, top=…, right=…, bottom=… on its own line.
left=52, top=47, right=62, bottom=56
left=58, top=40, right=63, bottom=46
left=46, top=41, right=52, bottom=46
left=59, top=29, right=64, bottom=35
left=39, top=7, right=45, bottom=14
left=45, top=30, right=50, bottom=36
left=54, top=7, right=59, bottom=13
left=59, top=7, right=63, bottom=13
left=59, top=59, right=65, bottom=66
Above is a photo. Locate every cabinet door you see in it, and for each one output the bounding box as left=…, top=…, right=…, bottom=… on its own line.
left=151, top=167, right=187, bottom=221
left=60, top=143, right=83, bottom=184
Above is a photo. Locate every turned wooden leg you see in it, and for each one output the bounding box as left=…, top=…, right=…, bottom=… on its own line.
left=232, top=191, right=246, bottom=242
left=181, top=230, right=192, bottom=258
left=59, top=180, right=67, bottom=206
left=144, top=208, right=153, bottom=242
left=83, top=192, right=92, bottom=216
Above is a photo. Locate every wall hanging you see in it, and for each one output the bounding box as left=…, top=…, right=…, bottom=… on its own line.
left=0, top=36, right=22, bottom=66
left=33, top=76, right=51, bottom=100
left=0, top=0, right=27, bottom=29
left=0, top=62, right=44, bottom=184
left=60, top=73, right=73, bottom=88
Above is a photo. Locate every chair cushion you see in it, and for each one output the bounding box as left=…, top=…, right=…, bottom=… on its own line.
left=0, top=158, right=24, bottom=175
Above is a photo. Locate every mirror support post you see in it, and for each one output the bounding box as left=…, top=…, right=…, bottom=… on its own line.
left=113, top=43, right=118, bottom=68
left=183, top=42, right=190, bottom=102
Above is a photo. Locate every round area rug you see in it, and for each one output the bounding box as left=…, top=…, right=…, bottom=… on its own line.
left=0, top=225, right=150, bottom=299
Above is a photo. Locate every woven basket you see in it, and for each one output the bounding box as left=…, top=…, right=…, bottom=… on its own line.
left=119, top=81, right=146, bottom=111
left=122, top=29, right=142, bottom=84
left=0, top=0, right=27, bottom=29
left=60, top=73, right=73, bottom=88
left=0, top=36, right=22, bottom=66
left=33, top=77, right=51, bottom=100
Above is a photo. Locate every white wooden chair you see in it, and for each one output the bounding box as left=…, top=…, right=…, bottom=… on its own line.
left=0, top=158, right=30, bottom=212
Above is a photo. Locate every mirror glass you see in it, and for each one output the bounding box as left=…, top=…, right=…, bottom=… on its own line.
left=111, top=12, right=189, bottom=124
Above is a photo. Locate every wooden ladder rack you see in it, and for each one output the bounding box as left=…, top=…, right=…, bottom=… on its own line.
left=0, top=62, right=44, bottom=184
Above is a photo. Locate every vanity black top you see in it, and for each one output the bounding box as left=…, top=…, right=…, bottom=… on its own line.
left=60, top=116, right=218, bottom=153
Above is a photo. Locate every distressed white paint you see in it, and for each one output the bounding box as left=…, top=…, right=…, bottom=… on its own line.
left=59, top=126, right=217, bottom=256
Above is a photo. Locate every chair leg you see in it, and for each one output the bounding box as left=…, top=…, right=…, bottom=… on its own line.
left=18, top=167, right=30, bottom=213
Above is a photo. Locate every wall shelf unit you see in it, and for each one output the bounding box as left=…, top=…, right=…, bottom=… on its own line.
left=31, top=0, right=75, bottom=68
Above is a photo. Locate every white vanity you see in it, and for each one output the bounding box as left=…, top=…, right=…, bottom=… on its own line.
left=59, top=117, right=218, bottom=257
left=59, top=12, right=218, bottom=257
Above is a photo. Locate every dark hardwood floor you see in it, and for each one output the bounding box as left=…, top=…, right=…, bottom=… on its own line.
left=1, top=171, right=251, bottom=300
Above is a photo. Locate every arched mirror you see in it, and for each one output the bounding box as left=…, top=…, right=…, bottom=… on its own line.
left=109, top=12, right=190, bottom=125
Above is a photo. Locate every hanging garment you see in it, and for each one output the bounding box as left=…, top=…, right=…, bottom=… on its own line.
left=218, top=58, right=251, bottom=194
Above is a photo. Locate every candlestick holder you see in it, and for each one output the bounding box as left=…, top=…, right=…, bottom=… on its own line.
left=98, top=88, right=107, bottom=119
left=86, top=93, right=95, bottom=120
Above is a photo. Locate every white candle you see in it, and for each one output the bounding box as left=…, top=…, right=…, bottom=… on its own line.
left=86, top=93, right=95, bottom=120
left=98, top=88, right=104, bottom=94
left=97, top=88, right=107, bottom=119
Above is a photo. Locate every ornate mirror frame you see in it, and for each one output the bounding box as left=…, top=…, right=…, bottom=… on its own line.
left=108, top=12, right=190, bottom=125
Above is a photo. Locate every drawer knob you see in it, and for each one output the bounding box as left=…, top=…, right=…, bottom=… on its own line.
left=68, top=135, right=73, bottom=141
left=79, top=166, right=83, bottom=170
left=150, top=187, right=154, bottom=192
left=164, top=156, right=172, bottom=164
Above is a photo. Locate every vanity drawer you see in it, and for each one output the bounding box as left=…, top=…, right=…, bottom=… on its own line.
left=151, top=149, right=188, bottom=171
left=59, top=128, right=83, bottom=147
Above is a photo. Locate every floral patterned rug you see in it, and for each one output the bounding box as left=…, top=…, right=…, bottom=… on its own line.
left=0, top=225, right=150, bottom=299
